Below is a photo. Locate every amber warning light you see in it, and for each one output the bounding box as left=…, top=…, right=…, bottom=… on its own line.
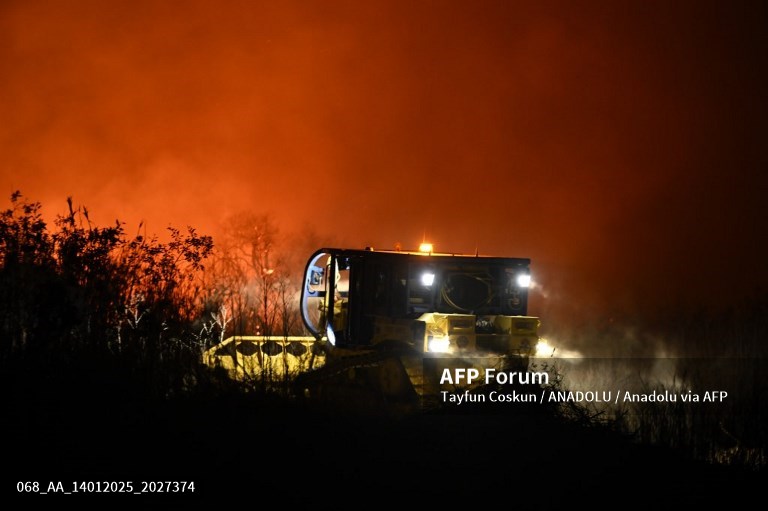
left=418, top=242, right=433, bottom=254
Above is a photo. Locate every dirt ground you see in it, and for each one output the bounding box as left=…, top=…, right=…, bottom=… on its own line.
left=5, top=381, right=764, bottom=506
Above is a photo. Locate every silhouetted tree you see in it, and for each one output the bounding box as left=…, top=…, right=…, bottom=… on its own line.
left=0, top=192, right=57, bottom=363
left=0, top=191, right=213, bottom=397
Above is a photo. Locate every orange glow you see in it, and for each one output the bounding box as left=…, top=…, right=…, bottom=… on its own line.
left=1, top=0, right=766, bottom=324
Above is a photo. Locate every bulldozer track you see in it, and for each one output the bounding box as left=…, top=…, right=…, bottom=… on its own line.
left=292, top=344, right=419, bottom=391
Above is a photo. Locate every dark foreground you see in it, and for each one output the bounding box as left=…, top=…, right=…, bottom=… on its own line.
left=3, top=373, right=764, bottom=508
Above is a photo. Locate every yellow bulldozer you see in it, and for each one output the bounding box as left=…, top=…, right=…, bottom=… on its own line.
left=204, top=245, right=541, bottom=414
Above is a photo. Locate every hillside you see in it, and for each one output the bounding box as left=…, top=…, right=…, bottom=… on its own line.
left=5, top=372, right=763, bottom=506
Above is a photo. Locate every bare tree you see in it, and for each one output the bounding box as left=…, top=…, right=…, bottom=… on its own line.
left=204, top=212, right=305, bottom=340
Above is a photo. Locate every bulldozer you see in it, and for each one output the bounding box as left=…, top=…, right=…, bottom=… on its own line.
left=204, top=244, right=541, bottom=415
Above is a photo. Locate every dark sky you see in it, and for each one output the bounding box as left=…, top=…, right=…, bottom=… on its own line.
left=1, top=0, right=766, bottom=324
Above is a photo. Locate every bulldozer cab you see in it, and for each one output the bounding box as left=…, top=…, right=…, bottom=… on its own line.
left=300, top=247, right=537, bottom=357
left=300, top=250, right=352, bottom=343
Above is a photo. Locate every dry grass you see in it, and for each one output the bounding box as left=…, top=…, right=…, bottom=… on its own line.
left=539, top=295, right=768, bottom=468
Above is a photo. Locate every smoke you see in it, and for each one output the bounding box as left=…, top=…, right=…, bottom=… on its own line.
left=2, top=0, right=766, bottom=324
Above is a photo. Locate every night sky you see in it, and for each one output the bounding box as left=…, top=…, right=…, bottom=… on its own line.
left=2, top=0, right=766, bottom=326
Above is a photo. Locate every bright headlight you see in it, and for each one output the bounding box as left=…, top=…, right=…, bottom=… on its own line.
left=516, top=274, right=531, bottom=288
left=428, top=336, right=450, bottom=353
left=421, top=272, right=435, bottom=286
left=535, top=338, right=553, bottom=357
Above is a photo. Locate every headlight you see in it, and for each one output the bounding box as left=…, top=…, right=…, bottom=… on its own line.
left=535, top=339, right=553, bottom=357
left=516, top=274, right=531, bottom=288
left=421, top=272, right=435, bottom=286
left=427, top=336, right=450, bottom=353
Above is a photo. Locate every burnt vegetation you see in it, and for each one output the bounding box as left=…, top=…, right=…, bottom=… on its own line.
left=1, top=192, right=764, bottom=503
